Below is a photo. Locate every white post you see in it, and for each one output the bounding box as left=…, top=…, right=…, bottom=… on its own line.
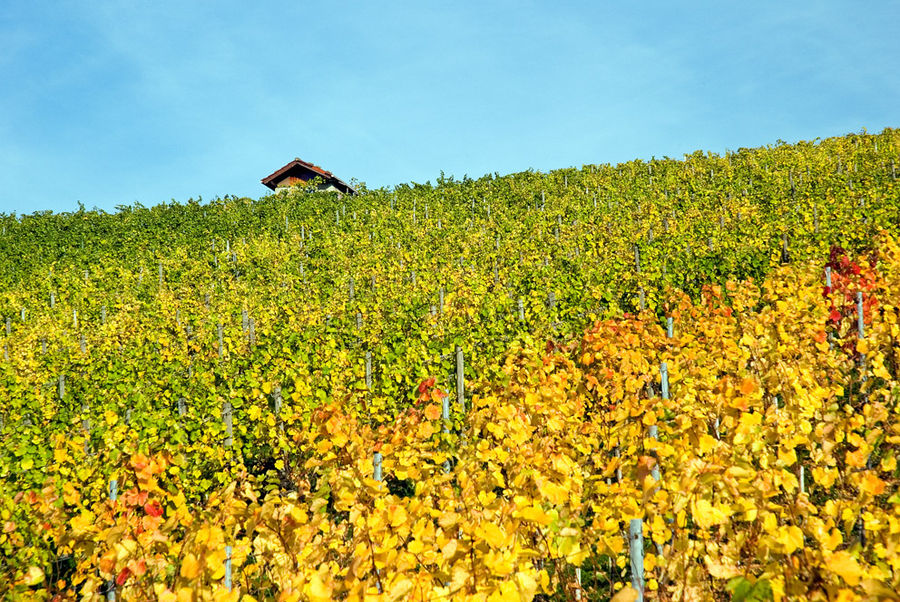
left=629, top=518, right=645, bottom=601
left=224, top=545, right=232, bottom=591
left=456, top=346, right=465, bottom=413
left=107, top=478, right=118, bottom=601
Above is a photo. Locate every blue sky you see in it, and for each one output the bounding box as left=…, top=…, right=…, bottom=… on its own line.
left=1, top=1, right=897, bottom=214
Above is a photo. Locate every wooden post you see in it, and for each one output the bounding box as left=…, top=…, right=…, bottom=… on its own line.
left=218, top=324, right=224, bottom=359
left=365, top=352, right=373, bottom=389
left=518, top=298, right=525, bottom=322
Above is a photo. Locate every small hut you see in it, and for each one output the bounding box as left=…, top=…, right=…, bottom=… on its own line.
left=261, top=158, right=356, bottom=194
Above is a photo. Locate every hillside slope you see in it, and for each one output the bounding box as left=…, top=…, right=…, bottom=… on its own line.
left=0, top=129, right=899, bottom=600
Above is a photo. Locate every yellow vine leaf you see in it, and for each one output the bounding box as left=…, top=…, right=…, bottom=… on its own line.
left=777, top=525, right=804, bottom=554
left=156, top=589, right=177, bottom=602
left=859, top=472, right=886, bottom=496
left=518, top=504, right=552, bottom=526
left=176, top=588, right=194, bottom=602
left=441, top=539, right=458, bottom=560
left=827, top=550, right=863, bottom=586
left=698, top=434, right=717, bottom=455
left=739, top=377, right=756, bottom=395
left=207, top=548, right=227, bottom=580
left=610, top=586, right=639, bottom=602
left=515, top=571, right=538, bottom=597
left=22, top=566, right=44, bottom=586
left=417, top=421, right=435, bottom=439
left=692, top=499, right=728, bottom=529
left=424, top=403, right=442, bottom=421
left=288, top=506, right=308, bottom=524
left=387, top=577, right=413, bottom=601
left=705, top=556, right=741, bottom=578
left=478, top=522, right=507, bottom=548
left=307, top=573, right=332, bottom=602
left=180, top=553, right=201, bottom=580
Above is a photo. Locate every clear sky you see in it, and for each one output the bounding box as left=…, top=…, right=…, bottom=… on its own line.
left=1, top=1, right=897, bottom=214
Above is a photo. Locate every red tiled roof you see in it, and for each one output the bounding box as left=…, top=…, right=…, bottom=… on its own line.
left=261, top=158, right=355, bottom=194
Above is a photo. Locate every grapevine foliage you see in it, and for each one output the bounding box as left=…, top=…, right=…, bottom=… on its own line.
left=0, top=130, right=899, bottom=600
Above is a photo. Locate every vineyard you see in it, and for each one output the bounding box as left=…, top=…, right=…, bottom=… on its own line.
left=1, top=129, right=899, bottom=601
